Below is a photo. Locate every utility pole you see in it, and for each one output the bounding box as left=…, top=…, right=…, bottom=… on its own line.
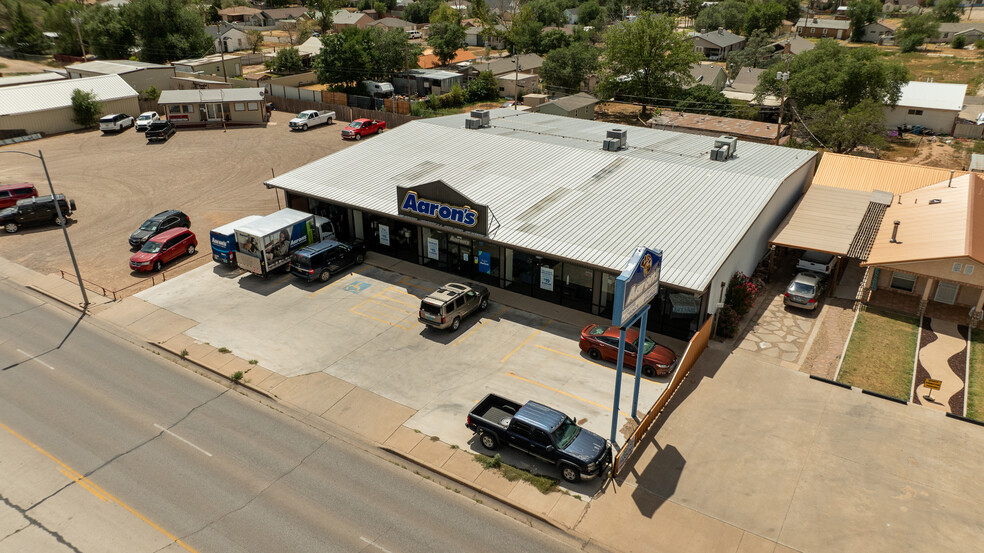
left=216, top=24, right=229, bottom=83
left=775, top=41, right=791, bottom=146
left=403, top=40, right=411, bottom=110
left=73, top=13, right=87, bottom=59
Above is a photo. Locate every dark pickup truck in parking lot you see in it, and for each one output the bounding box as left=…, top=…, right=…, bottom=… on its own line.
left=466, top=393, right=611, bottom=483
left=145, top=121, right=176, bottom=142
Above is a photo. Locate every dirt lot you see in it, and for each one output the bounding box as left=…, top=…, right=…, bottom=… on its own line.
left=0, top=56, right=56, bottom=75
left=0, top=110, right=357, bottom=295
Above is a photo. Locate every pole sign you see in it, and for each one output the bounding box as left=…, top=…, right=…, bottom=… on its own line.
left=612, top=247, right=663, bottom=328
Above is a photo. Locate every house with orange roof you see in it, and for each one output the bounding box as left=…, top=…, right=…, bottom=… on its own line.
left=418, top=49, right=476, bottom=69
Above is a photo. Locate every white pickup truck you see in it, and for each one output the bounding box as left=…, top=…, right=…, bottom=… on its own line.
left=796, top=251, right=836, bottom=277
left=289, top=110, right=335, bottom=131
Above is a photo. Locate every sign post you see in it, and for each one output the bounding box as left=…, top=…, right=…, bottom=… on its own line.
left=923, top=378, right=942, bottom=401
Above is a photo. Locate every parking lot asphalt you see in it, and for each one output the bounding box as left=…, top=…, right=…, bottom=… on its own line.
left=0, top=110, right=355, bottom=293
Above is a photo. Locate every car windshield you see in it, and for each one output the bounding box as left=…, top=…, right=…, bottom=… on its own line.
left=790, top=282, right=815, bottom=295
left=551, top=418, right=580, bottom=449
left=141, top=242, right=162, bottom=253
left=139, top=220, right=159, bottom=231
left=138, top=115, right=152, bottom=121
left=296, top=113, right=309, bottom=119
left=587, top=326, right=607, bottom=336
left=349, top=121, right=362, bottom=128
left=637, top=336, right=657, bottom=355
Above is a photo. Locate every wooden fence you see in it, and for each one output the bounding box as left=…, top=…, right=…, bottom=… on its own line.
left=266, top=85, right=418, bottom=128
left=611, top=317, right=713, bottom=477
left=953, top=123, right=984, bottom=140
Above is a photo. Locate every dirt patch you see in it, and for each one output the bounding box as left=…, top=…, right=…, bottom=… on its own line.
left=594, top=102, right=651, bottom=128
left=801, top=298, right=856, bottom=379
left=0, top=56, right=57, bottom=75
left=880, top=135, right=981, bottom=169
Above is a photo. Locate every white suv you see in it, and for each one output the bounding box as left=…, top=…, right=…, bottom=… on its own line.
left=99, top=113, right=134, bottom=133
left=135, top=111, right=160, bottom=132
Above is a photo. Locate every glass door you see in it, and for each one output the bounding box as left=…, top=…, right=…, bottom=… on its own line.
left=206, top=103, right=223, bottom=121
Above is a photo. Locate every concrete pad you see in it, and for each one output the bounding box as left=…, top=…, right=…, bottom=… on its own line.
left=383, top=425, right=425, bottom=454
left=736, top=533, right=776, bottom=553
left=505, top=480, right=561, bottom=516
left=198, top=348, right=238, bottom=370
left=97, top=296, right=161, bottom=328
left=409, top=437, right=455, bottom=467
left=548, top=494, right=587, bottom=530
left=321, top=387, right=415, bottom=444
left=160, top=333, right=195, bottom=351
left=183, top=340, right=216, bottom=360
left=473, top=468, right=519, bottom=498
left=219, top=357, right=257, bottom=380
left=272, top=372, right=354, bottom=416
left=125, top=308, right=197, bottom=343
left=441, top=449, right=485, bottom=482
left=251, top=369, right=285, bottom=391
left=774, top=545, right=800, bottom=553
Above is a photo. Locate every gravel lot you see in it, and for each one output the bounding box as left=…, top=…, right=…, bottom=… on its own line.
left=0, top=111, right=354, bottom=293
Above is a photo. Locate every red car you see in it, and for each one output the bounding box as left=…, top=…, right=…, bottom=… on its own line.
left=129, top=227, right=197, bottom=272
left=341, top=118, right=385, bottom=140
left=579, top=324, right=678, bottom=377
left=0, top=183, right=38, bottom=209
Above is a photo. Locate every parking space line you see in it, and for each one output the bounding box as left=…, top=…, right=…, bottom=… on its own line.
left=396, top=276, right=434, bottom=292
left=308, top=266, right=369, bottom=298
left=372, top=287, right=420, bottom=309
left=349, top=300, right=417, bottom=330
left=272, top=274, right=293, bottom=286
left=500, top=320, right=552, bottom=363
left=453, top=306, right=509, bottom=347
left=365, top=299, right=413, bottom=314
left=505, top=372, right=630, bottom=417
left=535, top=344, right=610, bottom=369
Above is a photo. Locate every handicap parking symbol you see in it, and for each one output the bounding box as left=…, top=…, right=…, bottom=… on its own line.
left=343, top=281, right=370, bottom=294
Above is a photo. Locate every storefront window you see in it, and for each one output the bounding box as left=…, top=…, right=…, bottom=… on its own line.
left=471, top=240, right=500, bottom=287
left=446, top=233, right=472, bottom=278
left=560, top=263, right=593, bottom=312
left=363, top=213, right=418, bottom=262
left=504, top=248, right=535, bottom=296
left=597, top=272, right=617, bottom=317
left=421, top=227, right=448, bottom=270
left=533, top=257, right=563, bottom=304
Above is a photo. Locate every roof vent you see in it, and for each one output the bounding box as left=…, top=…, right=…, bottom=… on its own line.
left=717, top=27, right=724, bottom=34
left=711, top=135, right=737, bottom=160
left=929, top=198, right=942, bottom=205
left=890, top=220, right=901, bottom=243
left=605, top=128, right=627, bottom=151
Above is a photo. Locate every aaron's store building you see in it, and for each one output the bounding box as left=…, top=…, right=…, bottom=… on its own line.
left=267, top=111, right=816, bottom=340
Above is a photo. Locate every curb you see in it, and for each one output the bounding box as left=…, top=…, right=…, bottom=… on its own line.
left=26, top=285, right=88, bottom=314
left=151, top=342, right=277, bottom=401
left=945, top=412, right=984, bottom=427
left=808, top=374, right=852, bottom=389
left=860, top=389, right=908, bottom=405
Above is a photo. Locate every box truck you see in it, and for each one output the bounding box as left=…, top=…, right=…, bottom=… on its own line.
left=210, top=215, right=264, bottom=265
left=234, top=209, right=335, bottom=277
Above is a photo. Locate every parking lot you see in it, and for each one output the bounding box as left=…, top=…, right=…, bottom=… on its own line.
left=0, top=110, right=357, bottom=293
left=134, top=261, right=673, bottom=461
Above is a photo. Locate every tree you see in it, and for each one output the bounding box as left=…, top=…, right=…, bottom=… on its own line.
left=932, top=0, right=963, bottom=23
left=596, top=12, right=703, bottom=115
left=403, top=0, right=442, bottom=23
left=305, top=0, right=348, bottom=34
left=44, top=3, right=86, bottom=56
left=680, top=0, right=703, bottom=24
left=799, top=99, right=886, bottom=153
left=725, top=31, right=774, bottom=78
left=951, top=35, right=967, bottom=49
left=143, top=86, right=161, bottom=101
left=313, top=26, right=420, bottom=87
left=541, top=28, right=570, bottom=52
left=271, top=47, right=304, bottom=73
left=777, top=0, right=801, bottom=22
left=755, top=39, right=909, bottom=109
left=81, top=4, right=136, bottom=59
left=846, top=0, right=881, bottom=42
left=247, top=30, right=264, bottom=53
left=2, top=3, right=48, bottom=54
left=694, top=0, right=746, bottom=34
left=675, top=84, right=732, bottom=116
left=126, top=0, right=213, bottom=63
left=372, top=27, right=422, bottom=77
left=280, top=18, right=317, bottom=46
left=541, top=40, right=599, bottom=91
left=507, top=5, right=545, bottom=54
left=743, top=1, right=785, bottom=36
left=578, top=1, right=603, bottom=28
left=524, top=0, right=565, bottom=27
left=206, top=1, right=220, bottom=24
left=358, top=0, right=372, bottom=11
left=70, top=89, right=103, bottom=129
left=895, top=14, right=940, bottom=53
left=427, top=5, right=466, bottom=66
left=466, top=70, right=499, bottom=101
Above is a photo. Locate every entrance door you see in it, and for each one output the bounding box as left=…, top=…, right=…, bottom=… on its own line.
left=205, top=103, right=223, bottom=121
left=934, top=281, right=959, bottom=304
left=447, top=242, right=471, bottom=278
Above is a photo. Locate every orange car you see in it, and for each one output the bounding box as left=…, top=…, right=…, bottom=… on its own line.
left=578, top=324, right=677, bottom=377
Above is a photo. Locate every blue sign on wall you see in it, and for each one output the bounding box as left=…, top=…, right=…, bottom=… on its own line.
left=612, top=247, right=663, bottom=328
left=478, top=251, right=491, bottom=274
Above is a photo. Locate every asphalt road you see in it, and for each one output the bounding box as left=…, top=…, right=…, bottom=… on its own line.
left=0, top=281, right=585, bottom=553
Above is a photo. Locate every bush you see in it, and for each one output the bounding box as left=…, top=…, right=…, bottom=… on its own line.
left=466, top=70, right=498, bottom=102
left=70, top=88, right=103, bottom=129
left=724, top=271, right=759, bottom=318
left=142, top=86, right=161, bottom=101
left=270, top=47, right=303, bottom=74
left=951, top=35, right=967, bottom=49
left=716, top=305, right=740, bottom=338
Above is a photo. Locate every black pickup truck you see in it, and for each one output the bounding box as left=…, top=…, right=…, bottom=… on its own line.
left=145, top=121, right=176, bottom=142
left=466, top=393, right=611, bottom=483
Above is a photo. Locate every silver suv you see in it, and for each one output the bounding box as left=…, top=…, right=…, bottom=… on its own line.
left=418, top=282, right=490, bottom=331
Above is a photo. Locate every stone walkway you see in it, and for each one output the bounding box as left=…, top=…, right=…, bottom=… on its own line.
left=913, top=318, right=968, bottom=414
left=737, top=292, right=819, bottom=367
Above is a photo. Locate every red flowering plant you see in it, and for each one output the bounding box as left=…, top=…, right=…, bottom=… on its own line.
left=724, top=271, right=759, bottom=318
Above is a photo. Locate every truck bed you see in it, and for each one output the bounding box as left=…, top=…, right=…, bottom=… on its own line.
left=469, top=393, right=521, bottom=429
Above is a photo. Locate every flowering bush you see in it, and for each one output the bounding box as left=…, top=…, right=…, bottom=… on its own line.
left=716, top=305, right=740, bottom=338
left=725, top=271, right=759, bottom=318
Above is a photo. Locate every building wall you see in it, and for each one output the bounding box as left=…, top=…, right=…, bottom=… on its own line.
left=0, top=96, right=140, bottom=135
left=214, top=29, right=250, bottom=52
left=875, top=257, right=984, bottom=288
left=498, top=75, right=539, bottom=99
left=797, top=25, right=847, bottom=39
left=883, top=106, right=957, bottom=134
left=861, top=24, right=892, bottom=42
left=873, top=263, right=983, bottom=307
left=162, top=99, right=265, bottom=124
left=536, top=102, right=596, bottom=119
left=174, top=58, right=243, bottom=78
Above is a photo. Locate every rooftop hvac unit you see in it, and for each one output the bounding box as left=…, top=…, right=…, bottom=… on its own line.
left=603, top=137, right=620, bottom=151
left=470, top=109, right=490, bottom=127
left=606, top=128, right=627, bottom=149
left=465, top=117, right=481, bottom=129
left=709, top=146, right=728, bottom=161
left=713, top=135, right=738, bottom=159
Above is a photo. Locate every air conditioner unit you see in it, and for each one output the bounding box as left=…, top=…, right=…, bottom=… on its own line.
left=607, top=128, right=627, bottom=149
left=604, top=137, right=620, bottom=151
left=465, top=117, right=481, bottom=129
left=710, top=146, right=728, bottom=161
left=713, top=135, right=738, bottom=159
left=470, top=109, right=490, bottom=127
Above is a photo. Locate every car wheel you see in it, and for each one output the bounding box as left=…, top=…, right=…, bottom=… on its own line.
left=319, top=269, right=331, bottom=282
left=327, top=118, right=333, bottom=125
left=4, top=222, right=18, bottom=233
left=480, top=432, right=499, bottom=450
left=376, top=127, right=381, bottom=134
left=53, top=215, right=65, bottom=226
left=560, top=463, right=581, bottom=483
left=642, top=365, right=656, bottom=378
left=451, top=316, right=461, bottom=331
left=588, top=348, right=602, bottom=360
left=355, top=253, right=365, bottom=264
left=153, top=261, right=163, bottom=272
left=355, top=133, right=362, bottom=140
left=302, top=124, right=308, bottom=131
left=480, top=297, right=489, bottom=310
left=187, top=244, right=196, bottom=255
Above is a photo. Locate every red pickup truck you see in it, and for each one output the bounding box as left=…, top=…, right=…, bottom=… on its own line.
left=341, top=118, right=386, bottom=140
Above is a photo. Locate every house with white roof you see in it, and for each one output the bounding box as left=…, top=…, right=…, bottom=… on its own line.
left=0, top=74, right=139, bottom=135
left=65, top=59, right=175, bottom=96
left=884, top=81, right=967, bottom=135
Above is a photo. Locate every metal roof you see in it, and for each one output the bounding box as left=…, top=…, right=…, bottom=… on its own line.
left=266, top=110, right=815, bottom=293
left=649, top=110, right=786, bottom=140
left=0, top=75, right=137, bottom=117
left=0, top=72, right=65, bottom=87
left=896, top=81, right=967, bottom=111
left=158, top=88, right=265, bottom=104
left=235, top=209, right=312, bottom=237
left=66, top=60, right=170, bottom=74
left=540, top=92, right=598, bottom=111
left=769, top=186, right=874, bottom=255
left=971, top=154, right=984, bottom=173
left=813, top=152, right=966, bottom=195
left=693, top=29, right=745, bottom=48
left=796, top=17, right=850, bottom=29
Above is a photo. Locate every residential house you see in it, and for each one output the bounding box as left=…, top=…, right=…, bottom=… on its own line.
left=534, top=92, right=598, bottom=119
left=464, top=24, right=507, bottom=49
left=970, top=154, right=984, bottom=173
left=931, top=23, right=984, bottom=44
left=722, top=67, right=780, bottom=106
left=297, top=36, right=324, bottom=58
left=884, top=81, right=967, bottom=135
left=564, top=8, right=577, bottom=24
left=459, top=54, right=544, bottom=82
left=158, top=88, right=267, bottom=126
left=171, top=55, right=243, bottom=79
left=687, top=63, right=727, bottom=91
left=649, top=110, right=787, bottom=144
left=691, top=28, right=746, bottom=61
left=860, top=21, right=893, bottom=43
left=0, top=75, right=139, bottom=135
left=332, top=10, right=374, bottom=32
left=796, top=17, right=850, bottom=39
left=370, top=17, right=416, bottom=31
left=218, top=6, right=263, bottom=25
left=768, top=36, right=815, bottom=56
left=65, top=60, right=175, bottom=96
left=418, top=49, right=476, bottom=69
left=497, top=71, right=539, bottom=99
left=812, top=153, right=967, bottom=195
left=260, top=7, right=310, bottom=26
left=205, top=23, right=250, bottom=53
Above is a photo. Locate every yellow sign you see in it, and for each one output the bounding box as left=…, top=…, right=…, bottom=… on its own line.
left=924, top=379, right=942, bottom=391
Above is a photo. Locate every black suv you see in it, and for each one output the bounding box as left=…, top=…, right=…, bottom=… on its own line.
left=1, top=194, right=76, bottom=233
left=129, top=210, right=191, bottom=248
left=289, top=239, right=366, bottom=281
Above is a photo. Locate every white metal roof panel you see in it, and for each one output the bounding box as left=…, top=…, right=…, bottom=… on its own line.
left=0, top=72, right=65, bottom=87
left=896, top=81, right=967, bottom=111
left=0, top=74, right=137, bottom=116
left=235, top=209, right=312, bottom=236
left=267, top=113, right=815, bottom=292
left=158, top=88, right=264, bottom=104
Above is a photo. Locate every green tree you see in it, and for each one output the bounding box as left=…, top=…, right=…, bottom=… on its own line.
left=427, top=5, right=466, bottom=66
left=246, top=30, right=264, bottom=52
left=373, top=27, right=423, bottom=77
left=932, top=0, right=963, bottom=23
left=541, top=28, right=570, bottom=52
left=70, top=89, right=103, bottom=128
left=541, top=40, right=599, bottom=91
left=951, top=35, right=967, bottom=49
left=271, top=47, right=304, bottom=73
left=126, top=0, right=212, bottom=63
left=777, top=0, right=801, bottom=22
left=596, top=12, right=703, bottom=115
left=694, top=0, right=746, bottom=34
left=466, top=70, right=499, bottom=101
left=743, top=1, right=785, bottom=36
left=306, top=0, right=349, bottom=34
left=507, top=5, right=545, bottom=54
left=206, top=0, right=220, bottom=24
left=578, top=1, right=603, bottom=28
left=81, top=4, right=136, bottom=59
left=755, top=39, right=909, bottom=109
left=846, top=0, right=881, bottom=42
left=675, top=84, right=732, bottom=116
left=358, top=0, right=372, bottom=11
left=680, top=0, right=703, bottom=23
left=524, top=0, right=565, bottom=27
left=725, top=30, right=774, bottom=78
left=44, top=3, right=86, bottom=56
left=799, top=99, right=886, bottom=153
left=403, top=0, right=442, bottom=23
left=313, top=26, right=420, bottom=87
left=143, top=85, right=161, bottom=101
left=3, top=3, right=48, bottom=54
left=895, top=13, right=940, bottom=52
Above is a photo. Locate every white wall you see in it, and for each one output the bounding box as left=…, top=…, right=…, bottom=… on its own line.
left=884, top=106, right=957, bottom=134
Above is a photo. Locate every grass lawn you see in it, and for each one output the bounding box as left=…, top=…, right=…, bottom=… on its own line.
left=967, top=328, right=984, bottom=421
left=889, top=52, right=984, bottom=94
left=837, top=308, right=919, bottom=400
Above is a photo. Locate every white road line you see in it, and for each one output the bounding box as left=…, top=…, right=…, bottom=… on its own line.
left=16, top=349, right=54, bottom=370
left=153, top=424, right=213, bottom=457
left=360, top=536, right=396, bottom=553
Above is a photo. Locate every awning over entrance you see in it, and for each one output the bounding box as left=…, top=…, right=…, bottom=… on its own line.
left=769, top=185, right=889, bottom=257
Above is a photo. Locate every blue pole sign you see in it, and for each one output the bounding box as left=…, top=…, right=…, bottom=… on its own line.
left=611, top=247, right=663, bottom=328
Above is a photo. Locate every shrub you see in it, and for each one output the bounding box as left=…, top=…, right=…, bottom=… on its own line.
left=231, top=370, right=244, bottom=382
left=70, top=89, right=103, bottom=129
left=466, top=70, right=498, bottom=102
left=142, top=86, right=161, bottom=101
left=951, top=35, right=967, bottom=49
left=716, top=305, right=740, bottom=338
left=724, top=271, right=759, bottom=317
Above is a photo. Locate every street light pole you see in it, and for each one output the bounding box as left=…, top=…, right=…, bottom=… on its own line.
left=0, top=149, right=90, bottom=310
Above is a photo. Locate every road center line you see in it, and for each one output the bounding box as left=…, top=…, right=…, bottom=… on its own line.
left=360, top=536, right=397, bottom=553
left=17, top=348, right=55, bottom=370
left=153, top=424, right=213, bottom=457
